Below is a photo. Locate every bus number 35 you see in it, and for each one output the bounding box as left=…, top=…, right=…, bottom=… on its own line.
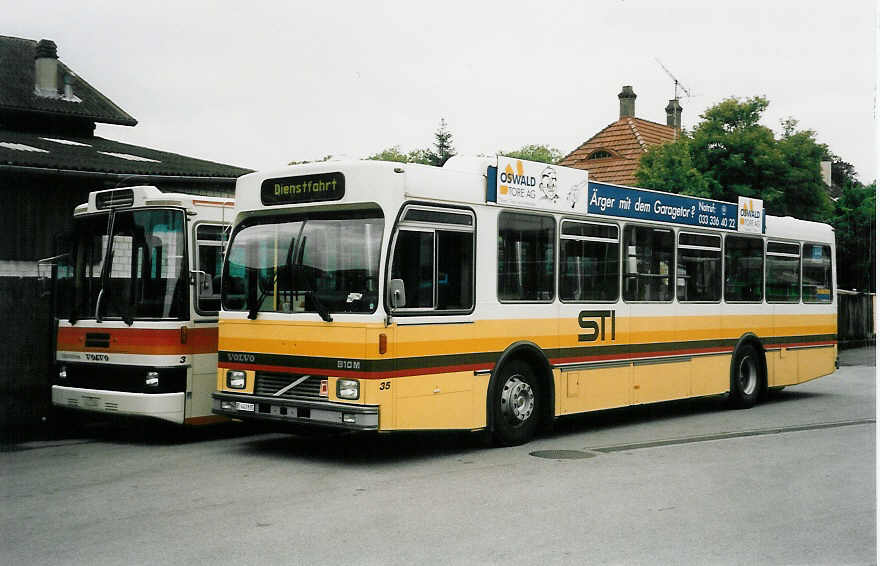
left=379, top=381, right=391, bottom=391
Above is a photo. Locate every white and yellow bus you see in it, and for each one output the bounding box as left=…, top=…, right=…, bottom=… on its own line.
left=52, top=186, right=233, bottom=424
left=212, top=156, right=836, bottom=445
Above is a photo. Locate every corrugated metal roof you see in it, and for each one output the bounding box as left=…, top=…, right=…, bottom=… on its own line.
left=0, top=129, right=251, bottom=178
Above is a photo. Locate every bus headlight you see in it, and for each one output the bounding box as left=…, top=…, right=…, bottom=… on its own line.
left=336, top=379, right=360, bottom=400
left=145, top=371, right=160, bottom=387
left=227, top=370, right=246, bottom=389
left=58, top=365, right=67, bottom=380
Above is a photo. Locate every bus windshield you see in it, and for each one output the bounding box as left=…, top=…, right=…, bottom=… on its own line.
left=222, top=209, right=384, bottom=317
left=57, top=209, right=188, bottom=321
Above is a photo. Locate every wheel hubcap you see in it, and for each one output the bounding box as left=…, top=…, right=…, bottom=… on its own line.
left=500, top=375, right=535, bottom=424
left=738, top=354, right=757, bottom=396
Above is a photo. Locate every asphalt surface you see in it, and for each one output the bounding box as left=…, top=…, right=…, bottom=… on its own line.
left=1, top=348, right=875, bottom=565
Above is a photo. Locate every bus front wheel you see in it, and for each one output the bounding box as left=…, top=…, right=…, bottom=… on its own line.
left=729, top=344, right=762, bottom=409
left=491, top=361, right=540, bottom=446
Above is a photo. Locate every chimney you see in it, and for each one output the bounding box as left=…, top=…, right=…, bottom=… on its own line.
left=618, top=85, right=636, bottom=118
left=665, top=99, right=683, bottom=130
left=34, top=39, right=59, bottom=98
left=820, top=161, right=832, bottom=186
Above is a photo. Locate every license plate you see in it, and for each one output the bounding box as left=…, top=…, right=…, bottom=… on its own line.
left=235, top=402, right=255, bottom=412
left=83, top=396, right=99, bottom=409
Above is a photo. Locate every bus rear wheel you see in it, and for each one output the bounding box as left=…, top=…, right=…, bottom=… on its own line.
left=729, top=344, right=762, bottom=409
left=491, top=361, right=540, bottom=446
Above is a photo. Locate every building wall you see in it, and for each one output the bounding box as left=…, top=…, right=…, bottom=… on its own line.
left=0, top=171, right=234, bottom=442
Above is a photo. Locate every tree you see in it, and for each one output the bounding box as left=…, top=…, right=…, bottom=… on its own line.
left=634, top=96, right=833, bottom=222
left=366, top=118, right=456, bottom=167
left=288, top=154, right=333, bottom=165
left=427, top=118, right=456, bottom=166
left=365, top=146, right=433, bottom=165
left=830, top=158, right=859, bottom=189
left=831, top=182, right=876, bottom=292
left=635, top=135, right=711, bottom=197
left=498, top=144, right=562, bottom=164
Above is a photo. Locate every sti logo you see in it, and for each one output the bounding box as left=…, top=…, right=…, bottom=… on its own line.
left=578, top=310, right=616, bottom=342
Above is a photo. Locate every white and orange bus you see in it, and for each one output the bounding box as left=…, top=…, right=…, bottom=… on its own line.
left=212, top=156, right=836, bottom=445
left=51, top=186, right=233, bottom=424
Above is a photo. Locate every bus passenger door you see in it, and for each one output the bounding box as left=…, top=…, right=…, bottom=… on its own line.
left=386, top=205, right=479, bottom=431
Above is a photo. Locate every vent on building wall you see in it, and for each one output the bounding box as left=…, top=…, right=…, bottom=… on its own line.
left=96, top=189, right=134, bottom=209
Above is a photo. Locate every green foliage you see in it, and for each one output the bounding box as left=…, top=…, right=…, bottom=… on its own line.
left=365, top=118, right=455, bottom=167
left=635, top=94, right=874, bottom=288
left=831, top=182, right=876, bottom=292
left=831, top=159, right=859, bottom=188
left=288, top=155, right=333, bottom=165
left=635, top=96, right=833, bottom=222
left=635, top=135, right=711, bottom=197
left=365, top=146, right=433, bottom=165
left=428, top=118, right=456, bottom=166
left=499, top=144, right=562, bottom=164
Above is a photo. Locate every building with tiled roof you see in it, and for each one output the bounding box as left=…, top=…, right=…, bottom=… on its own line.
left=559, top=86, right=682, bottom=186
left=0, top=35, right=251, bottom=441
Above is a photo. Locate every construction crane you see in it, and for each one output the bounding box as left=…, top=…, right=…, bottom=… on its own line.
left=655, top=58, right=693, bottom=101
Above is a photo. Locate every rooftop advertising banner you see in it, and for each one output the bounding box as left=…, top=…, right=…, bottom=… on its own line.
left=585, top=181, right=757, bottom=232
left=737, top=196, right=764, bottom=234
left=495, top=157, right=588, bottom=212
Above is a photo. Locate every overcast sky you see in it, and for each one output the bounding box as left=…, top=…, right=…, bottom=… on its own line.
left=8, top=1, right=878, bottom=182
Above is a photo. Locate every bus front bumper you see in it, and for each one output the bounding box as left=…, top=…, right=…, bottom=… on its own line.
left=52, top=386, right=185, bottom=424
left=211, top=392, right=379, bottom=431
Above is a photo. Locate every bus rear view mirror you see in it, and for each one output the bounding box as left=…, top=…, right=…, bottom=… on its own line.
left=36, top=253, right=69, bottom=298
left=389, top=278, right=406, bottom=308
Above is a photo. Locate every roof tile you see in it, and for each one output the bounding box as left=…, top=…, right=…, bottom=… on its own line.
left=560, top=117, right=677, bottom=185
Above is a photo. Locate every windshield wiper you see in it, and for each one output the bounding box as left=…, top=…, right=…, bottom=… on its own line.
left=305, top=291, right=333, bottom=322
left=287, top=228, right=332, bottom=323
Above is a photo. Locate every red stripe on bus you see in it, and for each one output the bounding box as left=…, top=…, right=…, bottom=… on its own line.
left=218, top=338, right=836, bottom=379
left=57, top=327, right=218, bottom=355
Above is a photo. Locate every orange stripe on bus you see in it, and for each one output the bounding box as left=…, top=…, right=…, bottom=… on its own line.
left=57, top=327, right=218, bottom=355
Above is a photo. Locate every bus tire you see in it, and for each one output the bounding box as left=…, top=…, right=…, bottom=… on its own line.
left=729, top=344, right=762, bottom=409
left=491, top=360, right=540, bottom=446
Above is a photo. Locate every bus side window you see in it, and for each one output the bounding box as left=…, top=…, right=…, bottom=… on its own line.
left=802, top=243, right=832, bottom=303
left=677, top=232, right=721, bottom=302
left=391, top=230, right=434, bottom=309
left=559, top=220, right=619, bottom=302
left=623, top=225, right=674, bottom=302
left=724, top=235, right=763, bottom=302
left=766, top=241, right=800, bottom=303
left=196, top=224, right=227, bottom=314
left=498, top=212, right=555, bottom=302
left=391, top=206, right=475, bottom=312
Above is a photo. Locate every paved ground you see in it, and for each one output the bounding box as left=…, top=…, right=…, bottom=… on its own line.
left=1, top=348, right=875, bottom=565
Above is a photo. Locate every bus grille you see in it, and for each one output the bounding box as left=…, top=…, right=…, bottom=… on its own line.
left=254, top=372, right=327, bottom=400
left=58, top=364, right=186, bottom=394
left=85, top=333, right=110, bottom=348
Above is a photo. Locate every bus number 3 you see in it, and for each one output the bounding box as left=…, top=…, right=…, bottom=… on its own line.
left=578, top=310, right=616, bottom=342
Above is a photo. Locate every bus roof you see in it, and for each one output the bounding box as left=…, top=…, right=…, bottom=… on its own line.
left=232, top=157, right=833, bottom=244
left=75, top=186, right=234, bottom=221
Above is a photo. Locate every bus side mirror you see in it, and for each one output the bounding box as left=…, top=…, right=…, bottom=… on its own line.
left=190, top=269, right=208, bottom=287
left=37, top=253, right=68, bottom=298
left=389, top=278, right=406, bottom=309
